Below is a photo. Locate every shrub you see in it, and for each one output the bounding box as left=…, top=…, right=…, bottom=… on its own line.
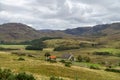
left=65, top=63, right=71, bottom=67
left=0, top=68, right=36, bottom=80
left=17, top=57, right=25, bottom=61
left=50, top=76, right=63, bottom=80
left=77, top=55, right=91, bottom=63
left=44, top=52, right=51, bottom=61
left=0, top=69, right=14, bottom=80
left=59, top=60, right=66, bottom=63
left=105, top=68, right=120, bottom=73
left=90, top=64, right=100, bottom=70
left=93, top=52, right=112, bottom=56
left=44, top=52, right=51, bottom=57
left=65, top=62, right=72, bottom=67
left=77, top=55, right=83, bottom=62
left=83, top=56, right=91, bottom=62
left=16, top=72, right=35, bottom=80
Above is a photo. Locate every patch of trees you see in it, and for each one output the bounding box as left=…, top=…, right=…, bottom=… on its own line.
left=89, top=64, right=100, bottom=70
left=44, top=52, right=51, bottom=61
left=93, top=52, right=112, bottom=56
left=25, top=39, right=45, bottom=50
left=54, top=45, right=80, bottom=51
left=0, top=68, right=36, bottom=80
left=17, top=57, right=25, bottom=61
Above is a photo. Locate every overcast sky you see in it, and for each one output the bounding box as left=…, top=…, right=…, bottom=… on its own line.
left=0, top=0, right=120, bottom=30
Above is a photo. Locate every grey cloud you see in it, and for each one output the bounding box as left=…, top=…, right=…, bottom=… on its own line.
left=0, top=0, right=120, bottom=30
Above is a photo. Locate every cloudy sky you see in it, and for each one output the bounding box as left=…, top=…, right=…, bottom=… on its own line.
left=0, top=0, right=120, bottom=30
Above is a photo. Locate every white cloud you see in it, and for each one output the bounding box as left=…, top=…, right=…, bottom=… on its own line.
left=0, top=0, right=120, bottom=30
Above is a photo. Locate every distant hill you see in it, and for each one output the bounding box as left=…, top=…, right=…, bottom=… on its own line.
left=64, top=23, right=120, bottom=38
left=38, top=30, right=76, bottom=38
left=0, top=23, right=75, bottom=41
left=0, top=23, right=40, bottom=41
left=0, top=22, right=120, bottom=42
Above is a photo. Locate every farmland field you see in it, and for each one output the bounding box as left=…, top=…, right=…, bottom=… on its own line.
left=0, top=45, right=27, bottom=49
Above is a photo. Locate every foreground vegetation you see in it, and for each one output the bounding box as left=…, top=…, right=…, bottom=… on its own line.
left=0, top=68, right=35, bottom=80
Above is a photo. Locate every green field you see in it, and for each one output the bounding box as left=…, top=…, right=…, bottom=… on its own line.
left=0, top=45, right=27, bottom=49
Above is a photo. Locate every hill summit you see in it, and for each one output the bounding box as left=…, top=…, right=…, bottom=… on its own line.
left=0, top=23, right=40, bottom=41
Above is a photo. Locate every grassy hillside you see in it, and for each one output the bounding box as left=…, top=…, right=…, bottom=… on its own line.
left=0, top=28, right=119, bottom=80
left=44, top=39, right=94, bottom=48
left=0, top=51, right=120, bottom=80
left=0, top=43, right=120, bottom=80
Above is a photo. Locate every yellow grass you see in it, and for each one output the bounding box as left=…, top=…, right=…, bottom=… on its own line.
left=0, top=52, right=120, bottom=80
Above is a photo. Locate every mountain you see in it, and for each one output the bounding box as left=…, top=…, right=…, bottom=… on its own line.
left=64, top=27, right=91, bottom=36
left=0, top=22, right=120, bottom=42
left=64, top=23, right=120, bottom=38
left=0, top=23, right=40, bottom=41
left=0, top=23, right=75, bottom=41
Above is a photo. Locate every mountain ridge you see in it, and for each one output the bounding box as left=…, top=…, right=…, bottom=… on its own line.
left=0, top=22, right=120, bottom=41
left=0, top=23, right=75, bottom=41
left=64, top=23, right=120, bottom=37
